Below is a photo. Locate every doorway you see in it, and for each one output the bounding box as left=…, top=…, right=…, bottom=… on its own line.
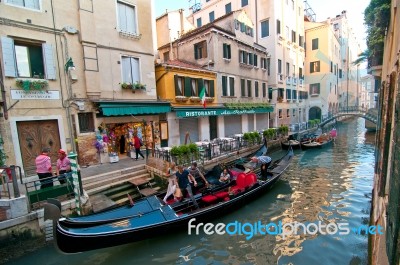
left=17, top=120, right=61, bottom=176
left=209, top=116, right=218, bottom=140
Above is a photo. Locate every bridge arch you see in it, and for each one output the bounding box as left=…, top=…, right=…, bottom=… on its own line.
left=309, top=106, right=322, bottom=121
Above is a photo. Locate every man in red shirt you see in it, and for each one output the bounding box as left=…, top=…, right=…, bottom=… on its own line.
left=35, top=147, right=54, bottom=188
left=132, top=134, right=145, bottom=160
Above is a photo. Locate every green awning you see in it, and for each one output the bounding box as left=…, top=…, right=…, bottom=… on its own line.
left=98, top=102, right=171, bottom=116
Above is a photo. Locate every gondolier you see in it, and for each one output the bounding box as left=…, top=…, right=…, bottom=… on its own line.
left=251, top=155, right=272, bottom=179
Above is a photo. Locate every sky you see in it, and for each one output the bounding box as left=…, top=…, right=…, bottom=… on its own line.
left=153, top=0, right=370, bottom=51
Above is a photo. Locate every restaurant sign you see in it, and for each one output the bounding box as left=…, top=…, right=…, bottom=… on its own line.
left=176, top=108, right=273, bottom=118
left=11, top=90, right=60, bottom=100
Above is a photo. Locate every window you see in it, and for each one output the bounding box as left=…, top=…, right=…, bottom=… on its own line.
left=78, top=113, right=95, bottom=133
left=312, top=38, right=318, bottom=50
left=267, top=58, right=271, bottom=75
left=247, top=80, right=252, bottom=97
left=292, top=90, right=297, bottom=99
left=239, top=50, right=248, bottom=64
left=5, top=0, right=40, bottom=10
left=291, top=0, right=294, bottom=9
left=277, top=20, right=281, bottom=34
left=223, top=43, right=231, bottom=59
left=122, top=56, right=140, bottom=84
left=241, top=79, right=246, bottom=96
left=1, top=37, right=56, bottom=79
left=286, top=63, right=290, bottom=76
left=309, top=83, right=320, bottom=95
left=194, top=41, right=207, bottom=59
left=255, top=81, right=259, bottom=97
left=241, top=0, right=248, bottom=7
left=222, top=76, right=235, bottom=96
left=292, top=109, right=296, bottom=117
left=197, top=18, right=202, bottom=28
left=334, top=64, right=337, bottom=75
left=117, top=1, right=138, bottom=35
left=330, top=61, right=333, bottom=72
left=278, top=88, right=284, bottom=98
left=191, top=79, right=198, bottom=96
left=174, top=75, right=184, bottom=96
left=286, top=109, right=290, bottom=117
left=339, top=69, right=343, bottom=78
left=225, top=3, right=232, bottom=14
left=209, top=11, right=215, bottom=22
left=253, top=54, right=258, bottom=67
left=278, top=59, right=282, bottom=74
left=262, top=83, right=267, bottom=98
left=248, top=53, right=254, bottom=65
left=163, top=51, right=170, bottom=62
left=299, top=67, right=303, bottom=79
left=310, top=61, right=320, bottom=73
left=286, top=89, right=291, bottom=99
left=299, top=35, right=304, bottom=47
left=286, top=26, right=290, bottom=40
left=261, top=20, right=269, bottom=38
left=279, top=109, right=282, bottom=119
left=203, top=80, right=215, bottom=97
left=291, top=30, right=296, bottom=42
left=268, top=88, right=273, bottom=99
left=334, top=23, right=339, bottom=30
left=261, top=58, right=267, bottom=69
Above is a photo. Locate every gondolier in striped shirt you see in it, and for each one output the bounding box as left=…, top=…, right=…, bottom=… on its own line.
left=251, top=155, right=272, bottom=179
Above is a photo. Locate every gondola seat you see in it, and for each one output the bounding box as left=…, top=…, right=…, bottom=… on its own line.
left=201, top=194, right=218, bottom=204
left=214, top=191, right=229, bottom=199
left=245, top=173, right=258, bottom=187
left=230, top=173, right=247, bottom=194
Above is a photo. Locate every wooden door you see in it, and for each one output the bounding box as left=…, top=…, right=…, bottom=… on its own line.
left=17, top=120, right=61, bottom=176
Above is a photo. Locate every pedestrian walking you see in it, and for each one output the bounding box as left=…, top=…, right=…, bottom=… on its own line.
left=132, top=134, right=145, bottom=160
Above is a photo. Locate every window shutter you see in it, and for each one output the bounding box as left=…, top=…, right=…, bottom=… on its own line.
left=210, top=80, right=215, bottom=97
left=1, top=37, right=17, bottom=77
left=25, top=0, right=40, bottom=10
left=223, top=44, right=227, bottom=58
left=227, top=45, right=231, bottom=59
left=194, top=45, right=198, bottom=59
left=253, top=54, right=258, bottom=67
left=309, top=86, right=312, bottom=94
left=229, top=77, right=235, bottom=96
left=197, top=78, right=204, bottom=96
left=317, top=83, right=320, bottom=94
left=131, top=58, right=140, bottom=83
left=310, top=62, right=313, bottom=73
left=118, top=3, right=127, bottom=32
left=222, top=76, right=227, bottom=96
left=174, top=75, right=181, bottom=96
left=184, top=77, right=191, bottom=97
left=42, top=43, right=56, bottom=80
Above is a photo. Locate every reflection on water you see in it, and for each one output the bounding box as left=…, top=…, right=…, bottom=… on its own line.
left=8, top=119, right=374, bottom=265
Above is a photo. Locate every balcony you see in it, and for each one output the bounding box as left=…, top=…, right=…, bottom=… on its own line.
left=299, top=79, right=304, bottom=87
left=277, top=74, right=284, bottom=84
left=292, top=77, right=297, bottom=86
left=286, top=76, right=291, bottom=85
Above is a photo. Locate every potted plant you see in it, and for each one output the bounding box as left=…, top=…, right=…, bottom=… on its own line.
left=134, top=82, right=146, bottom=90
left=16, top=79, right=49, bottom=91
left=120, top=82, right=133, bottom=90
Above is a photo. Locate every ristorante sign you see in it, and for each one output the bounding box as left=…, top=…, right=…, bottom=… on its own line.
left=176, top=108, right=273, bottom=118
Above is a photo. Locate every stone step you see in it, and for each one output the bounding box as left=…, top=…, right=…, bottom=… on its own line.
left=81, top=165, right=147, bottom=185
left=86, top=175, right=151, bottom=196
left=83, top=171, right=150, bottom=191
left=113, top=186, right=161, bottom=205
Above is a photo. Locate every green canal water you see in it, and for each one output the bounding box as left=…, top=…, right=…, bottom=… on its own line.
left=8, top=118, right=374, bottom=265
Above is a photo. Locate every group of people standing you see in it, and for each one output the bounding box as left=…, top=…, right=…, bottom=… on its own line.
left=35, top=147, right=71, bottom=188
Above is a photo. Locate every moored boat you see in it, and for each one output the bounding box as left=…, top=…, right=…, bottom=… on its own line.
left=300, top=138, right=334, bottom=150
left=281, top=139, right=301, bottom=150
left=45, top=147, right=294, bottom=253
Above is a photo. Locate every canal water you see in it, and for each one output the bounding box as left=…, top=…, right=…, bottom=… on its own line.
left=8, top=118, right=374, bottom=265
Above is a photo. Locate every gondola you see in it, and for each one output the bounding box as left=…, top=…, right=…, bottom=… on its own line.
left=300, top=138, right=334, bottom=150
left=281, top=139, right=301, bottom=150
left=45, top=146, right=293, bottom=253
left=54, top=141, right=269, bottom=228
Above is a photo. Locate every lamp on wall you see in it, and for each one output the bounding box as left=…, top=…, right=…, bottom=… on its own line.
left=64, top=57, right=76, bottom=72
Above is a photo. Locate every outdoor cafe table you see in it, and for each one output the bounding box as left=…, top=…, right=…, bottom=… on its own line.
left=195, top=141, right=220, bottom=157
left=219, top=137, right=238, bottom=150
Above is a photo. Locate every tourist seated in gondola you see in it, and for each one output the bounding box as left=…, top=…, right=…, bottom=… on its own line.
left=219, top=168, right=231, bottom=184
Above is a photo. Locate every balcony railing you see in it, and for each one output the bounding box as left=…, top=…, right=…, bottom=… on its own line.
left=292, top=77, right=297, bottom=86
left=286, top=76, right=291, bottom=85
left=278, top=74, right=284, bottom=83
left=299, top=79, right=304, bottom=87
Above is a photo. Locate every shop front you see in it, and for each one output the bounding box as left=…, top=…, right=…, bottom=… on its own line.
left=173, top=107, right=274, bottom=143
left=256, top=113, right=269, bottom=130
left=94, top=101, right=171, bottom=163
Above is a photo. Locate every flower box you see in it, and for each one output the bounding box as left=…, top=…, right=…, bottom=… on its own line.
left=175, top=96, right=188, bottom=102
left=16, top=79, right=49, bottom=91
left=205, top=97, right=214, bottom=103
left=190, top=96, right=201, bottom=102
left=120, top=82, right=146, bottom=91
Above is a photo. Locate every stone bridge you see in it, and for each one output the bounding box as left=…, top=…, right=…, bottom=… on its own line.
left=319, top=107, right=378, bottom=127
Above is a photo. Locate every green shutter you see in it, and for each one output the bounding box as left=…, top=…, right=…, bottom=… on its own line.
left=310, top=62, right=313, bottom=73
left=210, top=80, right=215, bottom=97
left=223, top=44, right=227, bottom=58
left=227, top=45, right=231, bottom=59
left=222, top=76, right=227, bottom=96
left=230, top=77, right=235, bottom=96
left=194, top=45, right=198, bottom=59
left=317, top=83, right=320, bottom=94
left=197, top=78, right=204, bottom=96
left=184, top=77, right=191, bottom=97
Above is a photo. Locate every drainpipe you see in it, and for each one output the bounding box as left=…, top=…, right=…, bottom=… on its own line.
left=50, top=0, right=76, bottom=152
